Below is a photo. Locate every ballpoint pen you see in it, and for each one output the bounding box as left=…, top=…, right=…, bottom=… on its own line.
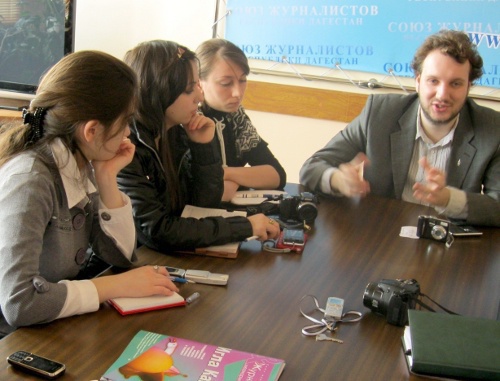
left=357, top=161, right=364, bottom=181
left=170, top=276, right=195, bottom=284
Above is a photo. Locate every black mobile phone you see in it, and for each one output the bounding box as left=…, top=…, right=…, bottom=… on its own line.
left=165, top=266, right=186, bottom=278
left=449, top=224, right=483, bottom=237
left=282, top=228, right=305, bottom=246
left=7, top=351, right=66, bottom=379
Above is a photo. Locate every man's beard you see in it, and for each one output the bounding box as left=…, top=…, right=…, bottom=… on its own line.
left=420, top=102, right=460, bottom=126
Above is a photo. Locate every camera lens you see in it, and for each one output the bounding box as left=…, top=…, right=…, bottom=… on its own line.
left=297, top=202, right=318, bottom=223
left=364, top=279, right=420, bottom=326
left=431, top=225, right=447, bottom=241
left=362, top=282, right=388, bottom=315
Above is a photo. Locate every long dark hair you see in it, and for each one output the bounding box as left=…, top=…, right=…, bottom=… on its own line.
left=123, top=40, right=197, bottom=211
left=0, top=50, right=137, bottom=167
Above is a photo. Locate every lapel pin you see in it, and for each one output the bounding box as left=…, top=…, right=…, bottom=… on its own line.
left=457, top=159, right=461, bottom=166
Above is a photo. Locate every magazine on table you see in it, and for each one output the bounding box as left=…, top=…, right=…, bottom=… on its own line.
left=100, top=330, right=285, bottom=381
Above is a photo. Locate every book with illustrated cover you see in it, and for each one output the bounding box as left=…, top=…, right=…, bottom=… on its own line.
left=108, top=292, right=186, bottom=315
left=100, top=330, right=285, bottom=381
left=180, top=205, right=247, bottom=258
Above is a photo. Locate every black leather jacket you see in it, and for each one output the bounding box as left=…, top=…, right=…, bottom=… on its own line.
left=117, top=122, right=253, bottom=252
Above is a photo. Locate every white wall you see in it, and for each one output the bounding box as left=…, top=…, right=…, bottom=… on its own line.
left=74, top=0, right=216, bottom=56
left=246, top=110, right=344, bottom=184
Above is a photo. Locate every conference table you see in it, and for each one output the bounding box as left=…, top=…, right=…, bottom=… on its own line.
left=0, top=185, right=498, bottom=380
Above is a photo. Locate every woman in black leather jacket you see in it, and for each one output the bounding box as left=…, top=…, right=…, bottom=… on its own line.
left=118, top=40, right=279, bottom=252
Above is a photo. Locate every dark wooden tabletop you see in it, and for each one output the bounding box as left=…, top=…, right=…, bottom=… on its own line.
left=1, top=190, right=498, bottom=380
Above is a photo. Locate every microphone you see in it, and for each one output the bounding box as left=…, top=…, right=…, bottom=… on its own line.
left=357, top=79, right=382, bottom=89
left=335, top=63, right=382, bottom=90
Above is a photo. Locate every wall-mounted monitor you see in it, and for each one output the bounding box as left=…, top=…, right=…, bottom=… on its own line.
left=0, top=0, right=75, bottom=102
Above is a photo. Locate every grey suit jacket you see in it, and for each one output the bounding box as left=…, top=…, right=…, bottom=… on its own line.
left=300, top=93, right=500, bottom=227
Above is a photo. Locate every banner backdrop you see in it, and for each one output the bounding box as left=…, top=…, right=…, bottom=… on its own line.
left=225, top=0, right=500, bottom=88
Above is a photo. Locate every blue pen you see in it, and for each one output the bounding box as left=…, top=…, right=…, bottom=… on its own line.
left=170, top=276, right=195, bottom=284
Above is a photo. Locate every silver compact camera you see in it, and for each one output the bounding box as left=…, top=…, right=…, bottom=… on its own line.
left=416, top=215, right=450, bottom=242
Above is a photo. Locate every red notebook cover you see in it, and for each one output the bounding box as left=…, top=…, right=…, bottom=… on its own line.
left=108, top=293, right=186, bottom=315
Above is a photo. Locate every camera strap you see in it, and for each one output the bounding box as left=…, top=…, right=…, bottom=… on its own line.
left=415, top=292, right=459, bottom=315
left=445, top=233, right=454, bottom=249
left=262, top=240, right=291, bottom=253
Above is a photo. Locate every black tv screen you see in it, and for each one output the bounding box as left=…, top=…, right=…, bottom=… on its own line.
left=0, top=0, right=75, bottom=96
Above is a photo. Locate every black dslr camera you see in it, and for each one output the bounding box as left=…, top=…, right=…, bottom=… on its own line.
left=279, top=192, right=318, bottom=224
left=363, top=279, right=420, bottom=326
left=416, top=215, right=450, bottom=242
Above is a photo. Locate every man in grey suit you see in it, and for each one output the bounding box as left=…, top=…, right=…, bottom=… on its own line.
left=300, top=30, right=499, bottom=227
